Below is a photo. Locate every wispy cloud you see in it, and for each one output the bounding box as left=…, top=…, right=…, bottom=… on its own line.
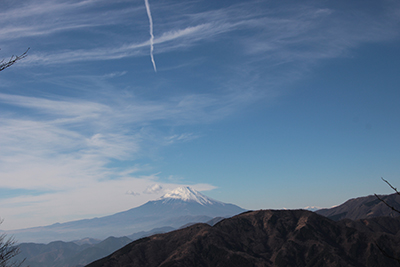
left=22, top=23, right=218, bottom=65
left=7, top=0, right=398, bottom=71
left=0, top=0, right=142, bottom=41
left=164, top=133, right=199, bottom=145
left=144, top=0, right=157, bottom=72
left=0, top=93, right=108, bottom=119
left=238, top=4, right=400, bottom=65
left=0, top=88, right=248, bottom=229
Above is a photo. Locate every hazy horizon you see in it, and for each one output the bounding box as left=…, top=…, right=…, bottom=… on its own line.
left=1, top=0, right=400, bottom=230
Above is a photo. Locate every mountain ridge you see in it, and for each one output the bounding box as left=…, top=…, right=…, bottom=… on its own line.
left=316, top=192, right=400, bottom=221
left=87, top=209, right=400, bottom=267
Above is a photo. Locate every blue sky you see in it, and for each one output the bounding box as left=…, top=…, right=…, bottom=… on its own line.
left=0, top=0, right=400, bottom=230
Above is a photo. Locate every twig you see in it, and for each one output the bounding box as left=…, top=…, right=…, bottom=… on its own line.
left=0, top=48, right=29, bottom=72
left=381, top=177, right=400, bottom=196
left=375, top=242, right=400, bottom=264
left=374, top=193, right=400, bottom=214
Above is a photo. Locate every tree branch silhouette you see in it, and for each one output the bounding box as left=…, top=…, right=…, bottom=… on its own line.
left=0, top=48, right=29, bottom=72
left=374, top=177, right=400, bottom=264
left=374, top=177, right=400, bottom=214
left=0, top=219, right=25, bottom=267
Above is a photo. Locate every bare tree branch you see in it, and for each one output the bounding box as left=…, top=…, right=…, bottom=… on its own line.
left=374, top=178, right=400, bottom=263
left=375, top=242, right=400, bottom=264
left=374, top=193, right=400, bottom=214
left=374, top=177, right=400, bottom=215
left=0, top=48, right=29, bottom=72
left=381, top=177, right=400, bottom=196
left=0, top=219, right=24, bottom=267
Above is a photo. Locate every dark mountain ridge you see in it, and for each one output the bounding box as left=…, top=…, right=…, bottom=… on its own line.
left=316, top=193, right=400, bottom=221
left=87, top=209, right=400, bottom=267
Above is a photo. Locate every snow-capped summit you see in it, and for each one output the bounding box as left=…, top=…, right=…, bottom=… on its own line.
left=160, top=186, right=218, bottom=206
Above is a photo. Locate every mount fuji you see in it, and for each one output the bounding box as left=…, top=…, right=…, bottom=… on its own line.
left=7, top=187, right=246, bottom=243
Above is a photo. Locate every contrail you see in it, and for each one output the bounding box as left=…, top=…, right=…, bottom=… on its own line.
left=144, top=0, right=157, bottom=72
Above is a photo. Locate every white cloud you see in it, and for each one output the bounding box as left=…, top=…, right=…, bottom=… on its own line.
left=143, top=184, right=163, bottom=194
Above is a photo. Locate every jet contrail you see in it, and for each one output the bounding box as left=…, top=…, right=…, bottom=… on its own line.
left=144, top=0, right=157, bottom=72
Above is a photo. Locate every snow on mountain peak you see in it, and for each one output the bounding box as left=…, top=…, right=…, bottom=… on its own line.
left=160, top=186, right=217, bottom=205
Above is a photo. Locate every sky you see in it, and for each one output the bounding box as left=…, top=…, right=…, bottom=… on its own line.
left=0, top=0, right=400, bottom=230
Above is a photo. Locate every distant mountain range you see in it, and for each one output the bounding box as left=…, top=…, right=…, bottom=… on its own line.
left=15, top=236, right=132, bottom=267
left=13, top=190, right=400, bottom=267
left=316, top=193, right=400, bottom=221
left=87, top=209, right=400, bottom=267
left=14, top=218, right=224, bottom=267
left=7, top=186, right=246, bottom=243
